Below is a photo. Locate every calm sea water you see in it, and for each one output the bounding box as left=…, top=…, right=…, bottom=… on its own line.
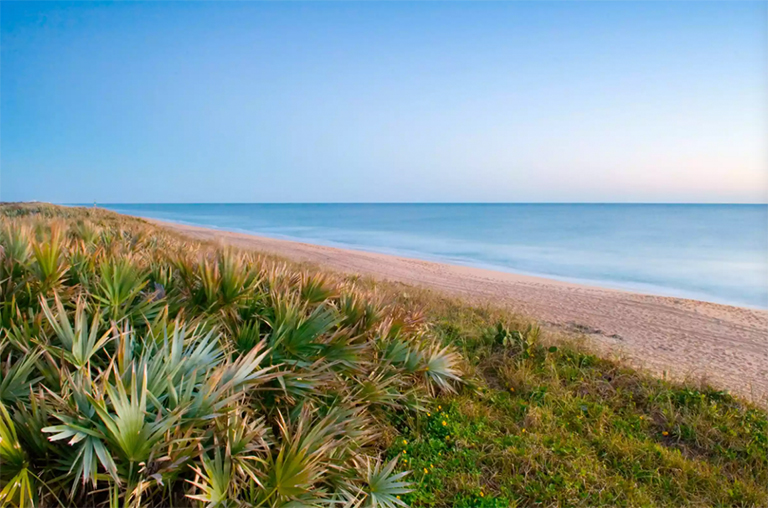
left=98, top=204, right=768, bottom=309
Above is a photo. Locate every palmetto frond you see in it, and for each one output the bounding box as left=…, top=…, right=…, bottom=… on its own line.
left=183, top=251, right=259, bottom=313
left=380, top=338, right=422, bottom=374
left=260, top=408, right=340, bottom=505
left=267, top=297, right=338, bottom=363
left=351, top=369, right=404, bottom=410
left=45, top=428, right=119, bottom=490
left=217, top=250, right=259, bottom=308
left=218, top=409, right=270, bottom=484
left=300, top=273, right=337, bottom=305
left=357, top=456, right=411, bottom=508
left=0, top=402, right=28, bottom=476
left=230, top=319, right=263, bottom=355
left=89, top=365, right=181, bottom=467
left=187, top=445, right=233, bottom=508
left=190, top=339, right=278, bottom=418
left=141, top=323, right=224, bottom=410
left=11, top=390, right=53, bottom=458
left=0, top=468, right=35, bottom=508
left=422, top=343, right=462, bottom=394
left=40, top=294, right=110, bottom=370
left=67, top=241, right=98, bottom=286
left=70, top=220, right=101, bottom=246
left=0, top=406, right=37, bottom=508
left=338, top=292, right=383, bottom=334
left=93, top=256, right=152, bottom=321
left=31, top=224, right=68, bottom=293
left=0, top=223, right=31, bottom=273
left=0, top=343, right=42, bottom=404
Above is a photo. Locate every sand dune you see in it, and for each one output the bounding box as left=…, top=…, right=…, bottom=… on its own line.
left=152, top=219, right=768, bottom=404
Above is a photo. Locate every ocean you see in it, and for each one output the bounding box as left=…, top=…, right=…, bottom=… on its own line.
left=97, top=203, right=768, bottom=309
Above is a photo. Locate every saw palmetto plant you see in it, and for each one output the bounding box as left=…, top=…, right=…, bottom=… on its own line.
left=0, top=204, right=464, bottom=508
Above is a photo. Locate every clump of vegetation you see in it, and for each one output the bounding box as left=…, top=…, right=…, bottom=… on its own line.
left=0, top=203, right=461, bottom=507
left=0, top=203, right=766, bottom=508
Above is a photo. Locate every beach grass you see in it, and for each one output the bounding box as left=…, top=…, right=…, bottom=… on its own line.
left=0, top=202, right=765, bottom=507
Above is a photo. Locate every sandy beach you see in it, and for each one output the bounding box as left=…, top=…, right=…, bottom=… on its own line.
left=152, top=219, right=768, bottom=404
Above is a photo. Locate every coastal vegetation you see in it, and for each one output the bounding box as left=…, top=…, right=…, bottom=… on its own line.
left=0, top=203, right=765, bottom=507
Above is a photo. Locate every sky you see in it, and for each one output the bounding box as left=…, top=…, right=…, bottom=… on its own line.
left=1, top=1, right=766, bottom=204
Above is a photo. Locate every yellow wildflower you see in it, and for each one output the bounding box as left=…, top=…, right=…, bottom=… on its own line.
left=509, top=387, right=515, bottom=392
left=522, top=428, right=526, bottom=433
left=442, top=421, right=447, bottom=426
left=403, top=439, right=407, bottom=445
left=480, top=491, right=485, bottom=497
left=423, top=468, right=429, bottom=474
left=662, top=431, right=669, bottom=436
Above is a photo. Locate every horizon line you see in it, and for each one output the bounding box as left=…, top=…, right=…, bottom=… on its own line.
left=59, top=201, right=768, bottom=206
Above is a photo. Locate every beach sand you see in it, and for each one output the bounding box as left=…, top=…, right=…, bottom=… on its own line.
left=152, top=219, right=768, bottom=404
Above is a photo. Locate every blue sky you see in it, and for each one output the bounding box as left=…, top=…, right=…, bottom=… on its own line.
left=1, top=1, right=766, bottom=203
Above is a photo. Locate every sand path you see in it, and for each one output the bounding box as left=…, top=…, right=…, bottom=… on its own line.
left=153, top=220, right=768, bottom=404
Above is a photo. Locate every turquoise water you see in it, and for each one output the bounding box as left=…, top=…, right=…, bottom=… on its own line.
left=98, top=204, right=768, bottom=309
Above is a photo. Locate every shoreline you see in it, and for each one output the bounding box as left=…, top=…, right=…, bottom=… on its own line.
left=100, top=206, right=768, bottom=311
left=150, top=217, right=766, bottom=309
left=144, top=216, right=768, bottom=404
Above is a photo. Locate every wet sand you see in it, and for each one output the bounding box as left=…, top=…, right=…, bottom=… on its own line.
left=151, top=219, right=768, bottom=404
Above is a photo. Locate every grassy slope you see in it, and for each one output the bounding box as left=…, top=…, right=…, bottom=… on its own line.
left=388, top=299, right=767, bottom=507
left=1, top=203, right=766, bottom=508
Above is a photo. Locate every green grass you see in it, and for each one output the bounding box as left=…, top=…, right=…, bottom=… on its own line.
left=385, top=331, right=767, bottom=506
left=0, top=202, right=766, bottom=508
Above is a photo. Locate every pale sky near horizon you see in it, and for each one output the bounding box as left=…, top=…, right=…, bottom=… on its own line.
left=1, top=1, right=766, bottom=204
